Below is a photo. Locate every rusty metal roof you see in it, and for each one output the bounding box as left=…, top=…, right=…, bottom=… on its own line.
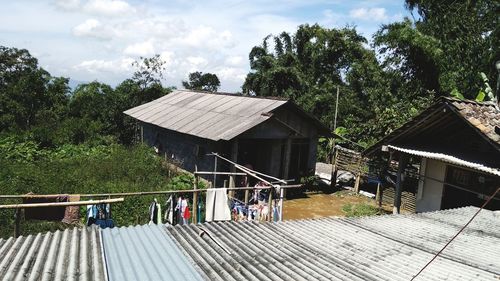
left=124, top=90, right=288, bottom=141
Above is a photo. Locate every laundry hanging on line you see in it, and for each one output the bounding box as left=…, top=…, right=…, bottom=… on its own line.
left=149, top=198, right=162, bottom=225
left=87, top=203, right=114, bottom=229
left=205, top=188, right=231, bottom=222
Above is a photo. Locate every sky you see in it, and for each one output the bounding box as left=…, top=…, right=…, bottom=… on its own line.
left=0, top=0, right=412, bottom=92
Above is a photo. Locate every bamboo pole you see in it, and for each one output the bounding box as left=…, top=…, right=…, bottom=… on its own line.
left=0, top=185, right=303, bottom=199
left=0, top=198, right=125, bottom=209
left=212, top=153, right=286, bottom=184
left=194, top=172, right=246, bottom=176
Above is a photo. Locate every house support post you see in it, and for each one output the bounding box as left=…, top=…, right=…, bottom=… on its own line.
left=354, top=173, right=361, bottom=193
left=394, top=154, right=408, bottom=214
left=330, top=148, right=338, bottom=188
left=268, top=187, right=273, bottom=222
left=376, top=183, right=382, bottom=208
left=229, top=140, right=238, bottom=198
left=282, top=138, right=292, bottom=198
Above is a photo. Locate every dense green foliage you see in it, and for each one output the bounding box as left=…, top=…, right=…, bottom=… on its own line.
left=0, top=143, right=196, bottom=238
left=243, top=0, right=498, bottom=154
left=182, top=71, right=221, bottom=92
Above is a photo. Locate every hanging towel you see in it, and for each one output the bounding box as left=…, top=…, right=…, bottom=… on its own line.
left=164, top=195, right=173, bottom=224
left=62, top=194, right=81, bottom=224
left=156, top=203, right=162, bottom=224
left=205, top=188, right=231, bottom=222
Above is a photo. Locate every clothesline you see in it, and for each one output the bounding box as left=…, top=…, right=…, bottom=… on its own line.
left=0, top=198, right=124, bottom=209
left=0, top=184, right=303, bottom=199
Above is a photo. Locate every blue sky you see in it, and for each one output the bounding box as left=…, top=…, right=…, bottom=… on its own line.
left=0, top=0, right=411, bottom=91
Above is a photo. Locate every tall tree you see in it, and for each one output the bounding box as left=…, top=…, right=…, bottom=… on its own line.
left=0, top=46, right=70, bottom=132
left=182, top=71, right=220, bottom=92
left=375, top=0, right=499, bottom=99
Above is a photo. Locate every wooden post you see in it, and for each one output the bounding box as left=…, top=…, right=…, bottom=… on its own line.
left=14, top=208, right=20, bottom=238
left=282, top=138, right=292, bottom=198
left=244, top=181, right=250, bottom=206
left=213, top=157, right=217, bottom=188
left=394, top=154, right=408, bottom=214
left=376, top=183, right=381, bottom=207
left=228, top=175, right=235, bottom=198
left=192, top=165, right=198, bottom=224
left=354, top=173, right=361, bottom=193
left=330, top=149, right=339, bottom=188
left=229, top=140, right=238, bottom=198
left=140, top=125, right=144, bottom=143
left=267, top=186, right=273, bottom=222
left=279, top=187, right=284, bottom=221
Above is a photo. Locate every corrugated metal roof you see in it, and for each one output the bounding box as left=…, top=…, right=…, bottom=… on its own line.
left=388, top=145, right=500, bottom=177
left=0, top=227, right=106, bottom=281
left=2, top=207, right=498, bottom=280
left=164, top=206, right=500, bottom=280
left=124, top=90, right=288, bottom=141
left=101, top=224, right=203, bottom=281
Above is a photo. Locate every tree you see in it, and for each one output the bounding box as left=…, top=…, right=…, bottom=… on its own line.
left=182, top=71, right=220, bottom=92
left=132, top=54, right=167, bottom=90
left=375, top=0, right=499, bottom=99
left=0, top=46, right=70, bottom=132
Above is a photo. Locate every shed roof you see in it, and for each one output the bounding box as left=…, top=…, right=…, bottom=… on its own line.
left=387, top=145, right=500, bottom=177
left=124, top=90, right=329, bottom=141
left=364, top=97, right=500, bottom=156
left=1, top=207, right=498, bottom=280
left=167, top=206, right=500, bottom=281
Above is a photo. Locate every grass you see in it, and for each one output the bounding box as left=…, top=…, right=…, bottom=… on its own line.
left=341, top=202, right=382, bottom=217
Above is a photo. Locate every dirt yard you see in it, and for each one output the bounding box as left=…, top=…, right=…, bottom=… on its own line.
left=282, top=190, right=379, bottom=220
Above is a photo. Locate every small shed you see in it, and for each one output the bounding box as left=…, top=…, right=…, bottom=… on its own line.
left=124, top=90, right=331, bottom=183
left=364, top=97, right=500, bottom=213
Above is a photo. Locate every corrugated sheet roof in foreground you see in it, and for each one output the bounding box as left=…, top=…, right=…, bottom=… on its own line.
left=124, top=90, right=288, bottom=141
left=164, top=206, right=500, bottom=281
left=388, top=145, right=500, bottom=177
left=101, top=224, right=203, bottom=281
left=0, top=227, right=105, bottom=281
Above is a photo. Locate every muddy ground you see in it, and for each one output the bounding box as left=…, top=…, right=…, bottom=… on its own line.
left=282, top=190, right=379, bottom=220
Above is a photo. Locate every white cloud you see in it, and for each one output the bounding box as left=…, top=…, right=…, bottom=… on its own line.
left=83, top=0, right=135, bottom=16
left=349, top=8, right=388, bottom=21
left=123, top=41, right=155, bottom=56
left=54, top=0, right=81, bottom=11
left=73, top=18, right=115, bottom=39
left=225, top=56, right=244, bottom=66
left=73, top=57, right=134, bottom=73
left=186, top=56, right=208, bottom=66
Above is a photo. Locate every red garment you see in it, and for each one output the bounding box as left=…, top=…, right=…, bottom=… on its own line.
left=183, top=206, right=191, bottom=219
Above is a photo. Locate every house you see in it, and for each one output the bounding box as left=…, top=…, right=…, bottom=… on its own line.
left=364, top=97, right=500, bottom=213
left=124, top=90, right=331, bottom=184
left=1, top=207, right=498, bottom=280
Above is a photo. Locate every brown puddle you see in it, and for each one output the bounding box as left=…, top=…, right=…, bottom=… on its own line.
left=282, top=190, right=377, bottom=220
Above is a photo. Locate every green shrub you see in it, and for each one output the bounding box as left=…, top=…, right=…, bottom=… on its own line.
left=341, top=203, right=381, bottom=217
left=0, top=142, right=194, bottom=238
